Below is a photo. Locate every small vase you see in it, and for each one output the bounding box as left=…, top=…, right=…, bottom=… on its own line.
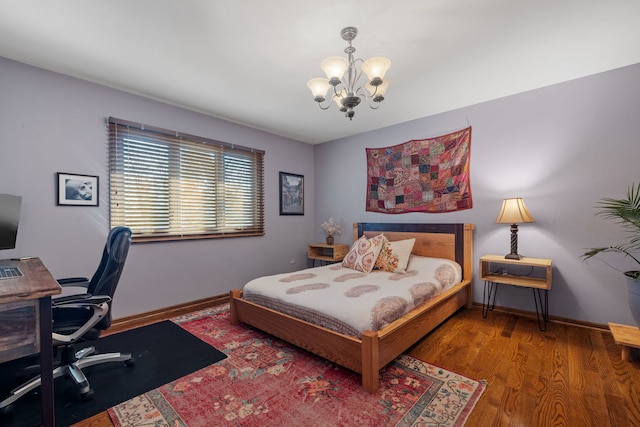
left=326, top=235, right=334, bottom=245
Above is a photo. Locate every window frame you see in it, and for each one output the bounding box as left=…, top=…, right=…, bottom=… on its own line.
left=108, top=117, right=265, bottom=242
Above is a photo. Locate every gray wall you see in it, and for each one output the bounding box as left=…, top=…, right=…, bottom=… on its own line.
left=0, top=56, right=315, bottom=319
left=313, top=63, right=640, bottom=326
left=3, top=53, right=640, bottom=326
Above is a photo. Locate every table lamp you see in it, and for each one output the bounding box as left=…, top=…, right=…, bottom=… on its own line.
left=495, top=198, right=535, bottom=260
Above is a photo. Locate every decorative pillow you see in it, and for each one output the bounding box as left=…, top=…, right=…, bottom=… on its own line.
left=375, top=237, right=416, bottom=273
left=342, top=234, right=385, bottom=273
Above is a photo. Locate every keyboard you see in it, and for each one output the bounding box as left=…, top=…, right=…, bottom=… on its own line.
left=0, top=266, right=23, bottom=279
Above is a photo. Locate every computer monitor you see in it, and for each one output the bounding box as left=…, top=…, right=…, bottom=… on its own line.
left=0, top=194, right=22, bottom=250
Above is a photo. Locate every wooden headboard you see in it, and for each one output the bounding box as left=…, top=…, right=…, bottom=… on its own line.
left=354, top=222, right=474, bottom=283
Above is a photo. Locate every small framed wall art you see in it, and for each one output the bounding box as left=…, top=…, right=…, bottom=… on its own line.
left=279, top=172, right=304, bottom=215
left=57, top=172, right=99, bottom=206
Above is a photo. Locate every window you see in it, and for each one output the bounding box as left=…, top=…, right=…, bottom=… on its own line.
left=109, top=117, right=264, bottom=242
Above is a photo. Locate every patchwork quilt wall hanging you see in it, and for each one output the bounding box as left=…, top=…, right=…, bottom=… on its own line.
left=366, top=126, right=472, bottom=214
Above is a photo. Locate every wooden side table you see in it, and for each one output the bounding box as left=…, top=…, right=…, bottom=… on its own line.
left=480, top=255, right=553, bottom=331
left=308, top=243, right=349, bottom=266
left=609, top=322, right=640, bottom=361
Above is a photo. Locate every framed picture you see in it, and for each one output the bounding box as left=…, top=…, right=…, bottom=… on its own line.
left=56, top=172, right=99, bottom=206
left=279, top=172, right=304, bottom=215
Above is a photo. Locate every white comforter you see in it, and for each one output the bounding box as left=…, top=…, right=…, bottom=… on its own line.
left=242, top=255, right=462, bottom=337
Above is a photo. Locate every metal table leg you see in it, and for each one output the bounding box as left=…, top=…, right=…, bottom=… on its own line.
left=533, top=288, right=549, bottom=331
left=482, top=281, right=498, bottom=318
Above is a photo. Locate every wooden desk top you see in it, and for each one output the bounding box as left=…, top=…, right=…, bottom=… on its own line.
left=0, top=258, right=61, bottom=303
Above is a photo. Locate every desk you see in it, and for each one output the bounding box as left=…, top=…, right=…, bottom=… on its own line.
left=0, top=258, right=61, bottom=427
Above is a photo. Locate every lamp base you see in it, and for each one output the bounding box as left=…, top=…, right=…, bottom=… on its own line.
left=505, top=223, right=523, bottom=260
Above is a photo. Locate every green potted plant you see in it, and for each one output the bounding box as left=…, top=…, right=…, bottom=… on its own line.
left=582, top=183, right=640, bottom=324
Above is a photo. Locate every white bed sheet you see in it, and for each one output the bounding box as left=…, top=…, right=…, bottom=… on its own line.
left=242, top=255, right=462, bottom=337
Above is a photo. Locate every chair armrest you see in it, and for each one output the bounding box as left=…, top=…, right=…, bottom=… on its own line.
left=52, top=294, right=111, bottom=307
left=57, top=277, right=90, bottom=288
left=52, top=296, right=112, bottom=345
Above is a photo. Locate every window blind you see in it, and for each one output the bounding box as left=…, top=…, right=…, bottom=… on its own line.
left=109, top=117, right=264, bottom=242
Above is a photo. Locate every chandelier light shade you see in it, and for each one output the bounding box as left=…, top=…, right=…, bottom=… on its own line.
left=307, top=78, right=332, bottom=100
left=495, top=198, right=535, bottom=260
left=321, top=56, right=349, bottom=81
left=365, top=79, right=390, bottom=102
left=306, top=26, right=391, bottom=120
left=361, top=57, right=391, bottom=84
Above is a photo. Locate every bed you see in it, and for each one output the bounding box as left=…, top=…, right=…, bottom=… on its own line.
left=229, top=222, right=474, bottom=393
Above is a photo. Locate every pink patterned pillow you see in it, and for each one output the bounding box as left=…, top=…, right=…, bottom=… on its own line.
left=342, top=234, right=385, bottom=273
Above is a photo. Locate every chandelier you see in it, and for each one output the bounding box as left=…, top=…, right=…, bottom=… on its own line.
left=306, top=26, right=391, bottom=120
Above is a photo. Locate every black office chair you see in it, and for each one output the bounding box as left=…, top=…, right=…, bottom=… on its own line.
left=0, top=226, right=134, bottom=412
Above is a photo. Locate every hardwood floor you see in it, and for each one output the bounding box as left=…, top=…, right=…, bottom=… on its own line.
left=407, top=308, right=640, bottom=426
left=71, top=306, right=640, bottom=427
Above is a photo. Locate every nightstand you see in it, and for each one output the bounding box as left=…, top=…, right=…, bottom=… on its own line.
left=308, top=243, right=349, bottom=266
left=480, top=254, right=553, bottom=331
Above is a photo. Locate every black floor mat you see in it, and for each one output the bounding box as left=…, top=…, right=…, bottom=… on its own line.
left=0, top=320, right=227, bottom=427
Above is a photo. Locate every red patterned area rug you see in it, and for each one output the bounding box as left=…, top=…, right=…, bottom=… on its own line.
left=108, top=305, right=485, bottom=427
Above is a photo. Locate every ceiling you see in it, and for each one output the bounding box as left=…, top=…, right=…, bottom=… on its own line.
left=1, top=1, right=639, bottom=145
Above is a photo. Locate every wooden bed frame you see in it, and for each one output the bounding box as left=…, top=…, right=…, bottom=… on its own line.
left=230, top=222, right=474, bottom=393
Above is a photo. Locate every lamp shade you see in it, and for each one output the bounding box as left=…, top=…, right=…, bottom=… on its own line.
left=320, top=56, right=349, bottom=80
left=306, top=78, right=331, bottom=99
left=361, top=56, right=391, bottom=81
left=365, top=79, right=390, bottom=97
left=332, top=89, right=347, bottom=106
left=495, top=198, right=535, bottom=224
